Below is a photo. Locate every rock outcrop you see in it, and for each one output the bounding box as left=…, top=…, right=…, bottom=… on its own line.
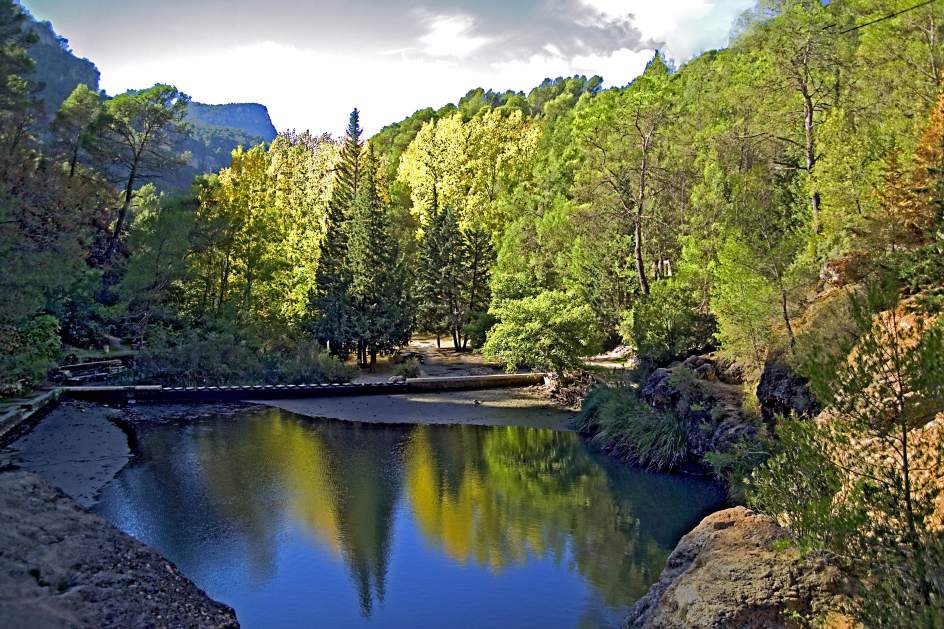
left=756, top=354, right=820, bottom=423
left=640, top=357, right=755, bottom=459
left=626, top=507, right=853, bottom=628
left=0, top=471, right=238, bottom=629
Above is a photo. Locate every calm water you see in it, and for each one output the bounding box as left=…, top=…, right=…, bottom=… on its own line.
left=92, top=408, right=723, bottom=629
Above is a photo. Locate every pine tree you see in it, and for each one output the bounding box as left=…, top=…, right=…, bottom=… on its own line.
left=311, top=109, right=363, bottom=355
left=346, top=146, right=413, bottom=368
left=52, top=84, right=102, bottom=178
left=415, top=206, right=468, bottom=349
left=461, top=226, right=495, bottom=349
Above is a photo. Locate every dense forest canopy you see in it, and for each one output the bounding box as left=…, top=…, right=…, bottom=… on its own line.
left=3, top=0, right=943, bottom=379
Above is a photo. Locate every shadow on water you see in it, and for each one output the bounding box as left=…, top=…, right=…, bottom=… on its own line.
left=93, top=407, right=724, bottom=629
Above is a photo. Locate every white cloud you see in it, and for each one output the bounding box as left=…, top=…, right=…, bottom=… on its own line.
left=418, top=14, right=490, bottom=58
left=92, top=1, right=751, bottom=136
left=99, top=40, right=656, bottom=136
left=579, top=0, right=754, bottom=60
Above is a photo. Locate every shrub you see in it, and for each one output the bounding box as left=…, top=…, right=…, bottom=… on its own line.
left=483, top=290, right=601, bottom=374
left=0, top=315, right=61, bottom=395
left=135, top=326, right=351, bottom=385
left=574, top=386, right=690, bottom=471
left=393, top=357, right=421, bottom=378
left=269, top=339, right=352, bottom=384
left=620, top=279, right=716, bottom=366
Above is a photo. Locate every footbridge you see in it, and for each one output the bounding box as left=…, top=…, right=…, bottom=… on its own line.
left=60, top=373, right=549, bottom=405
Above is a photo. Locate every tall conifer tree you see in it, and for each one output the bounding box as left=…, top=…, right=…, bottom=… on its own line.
left=415, top=206, right=468, bottom=349
left=311, top=109, right=363, bottom=354
left=347, top=146, right=412, bottom=367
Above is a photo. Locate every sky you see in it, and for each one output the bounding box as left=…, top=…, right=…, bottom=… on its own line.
left=21, top=0, right=754, bottom=135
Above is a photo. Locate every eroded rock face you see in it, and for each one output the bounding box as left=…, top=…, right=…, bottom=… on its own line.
left=756, top=355, right=820, bottom=423
left=0, top=471, right=239, bottom=629
left=626, top=507, right=853, bottom=629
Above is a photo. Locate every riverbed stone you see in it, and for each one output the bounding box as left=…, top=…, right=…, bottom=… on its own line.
left=0, top=470, right=238, bottom=628
left=625, top=506, right=855, bottom=628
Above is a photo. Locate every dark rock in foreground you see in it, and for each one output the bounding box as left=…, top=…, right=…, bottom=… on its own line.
left=756, top=354, right=820, bottom=423
left=626, top=506, right=853, bottom=628
left=0, top=471, right=238, bottom=629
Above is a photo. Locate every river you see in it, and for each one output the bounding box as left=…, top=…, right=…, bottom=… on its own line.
left=77, top=406, right=725, bottom=628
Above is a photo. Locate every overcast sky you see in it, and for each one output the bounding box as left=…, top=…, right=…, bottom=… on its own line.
left=22, top=0, right=754, bottom=134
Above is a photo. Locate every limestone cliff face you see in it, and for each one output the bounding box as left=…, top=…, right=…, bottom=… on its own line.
left=186, top=102, right=278, bottom=143
left=626, top=507, right=854, bottom=629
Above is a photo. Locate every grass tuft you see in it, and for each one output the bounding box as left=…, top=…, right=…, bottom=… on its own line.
left=574, top=386, right=690, bottom=471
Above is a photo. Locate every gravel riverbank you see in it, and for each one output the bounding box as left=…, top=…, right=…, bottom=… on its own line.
left=0, top=470, right=238, bottom=628
left=254, top=386, right=575, bottom=430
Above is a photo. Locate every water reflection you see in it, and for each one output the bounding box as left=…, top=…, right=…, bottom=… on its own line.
left=94, top=408, right=723, bottom=628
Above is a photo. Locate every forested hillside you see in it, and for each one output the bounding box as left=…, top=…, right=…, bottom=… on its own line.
left=2, top=0, right=944, bottom=622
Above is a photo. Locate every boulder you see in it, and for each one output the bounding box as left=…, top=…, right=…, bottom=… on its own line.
left=626, top=507, right=854, bottom=628
left=756, top=355, right=820, bottom=423
left=640, top=368, right=679, bottom=410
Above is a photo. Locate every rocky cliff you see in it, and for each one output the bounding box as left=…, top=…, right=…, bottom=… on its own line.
left=25, top=17, right=100, bottom=122
left=187, top=102, right=277, bottom=143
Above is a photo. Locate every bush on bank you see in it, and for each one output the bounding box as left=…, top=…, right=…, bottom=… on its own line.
left=135, top=325, right=351, bottom=386
left=574, top=386, right=690, bottom=471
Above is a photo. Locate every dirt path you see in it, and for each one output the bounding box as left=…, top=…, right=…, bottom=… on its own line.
left=350, top=336, right=507, bottom=383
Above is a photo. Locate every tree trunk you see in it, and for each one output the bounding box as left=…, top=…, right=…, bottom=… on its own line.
left=69, top=141, right=79, bottom=178
left=635, top=145, right=651, bottom=295
left=780, top=286, right=796, bottom=352
left=436, top=334, right=441, bottom=349
left=104, top=163, right=138, bottom=262
left=370, top=347, right=377, bottom=372
left=217, top=249, right=232, bottom=313
left=803, top=90, right=820, bottom=232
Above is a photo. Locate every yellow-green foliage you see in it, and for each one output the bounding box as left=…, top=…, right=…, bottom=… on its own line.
left=483, top=291, right=600, bottom=374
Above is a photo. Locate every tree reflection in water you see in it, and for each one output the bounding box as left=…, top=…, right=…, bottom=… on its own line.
left=95, top=408, right=723, bottom=625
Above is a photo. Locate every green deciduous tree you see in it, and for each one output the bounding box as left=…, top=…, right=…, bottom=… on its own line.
left=483, top=290, right=600, bottom=374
